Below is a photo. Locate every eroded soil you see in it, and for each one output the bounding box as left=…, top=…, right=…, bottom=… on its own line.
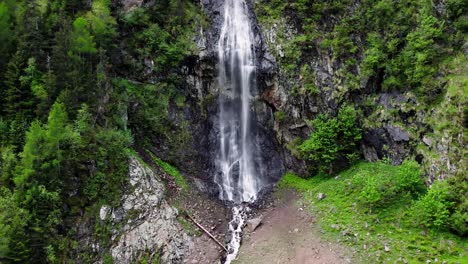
left=234, top=190, right=353, bottom=264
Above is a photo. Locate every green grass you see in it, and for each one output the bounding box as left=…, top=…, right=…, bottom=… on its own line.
left=279, top=162, right=467, bottom=263
left=148, top=152, right=189, bottom=191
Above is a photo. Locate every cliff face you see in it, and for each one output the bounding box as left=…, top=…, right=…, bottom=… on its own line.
left=75, top=158, right=192, bottom=264
left=46, top=0, right=464, bottom=262
left=246, top=0, right=466, bottom=182
left=151, top=0, right=465, bottom=187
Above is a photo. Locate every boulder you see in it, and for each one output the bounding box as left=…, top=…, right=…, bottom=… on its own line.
left=246, top=216, right=263, bottom=232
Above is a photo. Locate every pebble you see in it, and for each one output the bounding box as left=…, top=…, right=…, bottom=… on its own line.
left=317, top=193, right=326, bottom=200
left=384, top=245, right=390, bottom=252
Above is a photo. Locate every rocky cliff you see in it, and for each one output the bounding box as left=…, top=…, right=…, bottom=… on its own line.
left=249, top=0, right=466, bottom=182
left=88, top=0, right=466, bottom=261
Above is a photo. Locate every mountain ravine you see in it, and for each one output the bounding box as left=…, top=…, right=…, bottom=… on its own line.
left=0, top=0, right=465, bottom=263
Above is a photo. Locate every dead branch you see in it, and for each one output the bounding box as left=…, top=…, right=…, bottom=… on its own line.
left=183, top=212, right=228, bottom=252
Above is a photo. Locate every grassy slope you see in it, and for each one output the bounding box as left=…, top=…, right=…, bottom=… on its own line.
left=279, top=162, right=467, bottom=263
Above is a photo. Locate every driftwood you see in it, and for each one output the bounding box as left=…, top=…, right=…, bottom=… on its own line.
left=183, top=212, right=228, bottom=252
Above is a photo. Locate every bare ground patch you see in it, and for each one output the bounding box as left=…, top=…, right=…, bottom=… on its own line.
left=234, top=190, right=353, bottom=264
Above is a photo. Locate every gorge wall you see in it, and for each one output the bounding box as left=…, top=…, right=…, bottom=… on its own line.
left=114, top=0, right=466, bottom=262
left=163, top=0, right=466, bottom=186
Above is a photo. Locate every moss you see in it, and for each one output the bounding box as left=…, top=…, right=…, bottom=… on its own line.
left=148, top=152, right=189, bottom=191
left=274, top=111, right=286, bottom=122
left=177, top=215, right=202, bottom=236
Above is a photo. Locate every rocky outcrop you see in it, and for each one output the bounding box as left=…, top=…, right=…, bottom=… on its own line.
left=120, top=0, right=144, bottom=12
left=101, top=157, right=191, bottom=263
left=252, top=2, right=465, bottom=183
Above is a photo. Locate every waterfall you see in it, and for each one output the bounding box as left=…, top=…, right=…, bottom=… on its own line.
left=214, top=1, right=261, bottom=263
left=215, top=0, right=261, bottom=204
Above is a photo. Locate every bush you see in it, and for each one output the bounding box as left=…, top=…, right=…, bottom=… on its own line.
left=411, top=174, right=468, bottom=235
left=298, top=106, right=361, bottom=174
left=352, top=160, right=424, bottom=208
left=149, top=152, right=189, bottom=191
left=411, top=181, right=453, bottom=229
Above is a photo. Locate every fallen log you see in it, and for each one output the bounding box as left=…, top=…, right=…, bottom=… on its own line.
left=183, top=211, right=228, bottom=252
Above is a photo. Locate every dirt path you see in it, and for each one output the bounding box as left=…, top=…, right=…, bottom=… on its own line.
left=234, top=191, right=353, bottom=264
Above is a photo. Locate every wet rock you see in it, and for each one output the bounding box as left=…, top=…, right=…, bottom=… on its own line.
left=246, top=216, right=263, bottom=232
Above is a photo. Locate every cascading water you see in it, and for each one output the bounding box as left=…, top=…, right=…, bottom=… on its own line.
left=214, top=0, right=262, bottom=263
left=215, top=0, right=260, bottom=203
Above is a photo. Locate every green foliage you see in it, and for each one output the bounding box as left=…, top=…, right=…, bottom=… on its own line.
left=274, top=111, right=286, bottom=122
left=399, top=15, right=444, bottom=98
left=86, top=0, right=116, bottom=45
left=352, top=160, right=424, bottom=208
left=445, top=172, right=468, bottom=236
left=279, top=161, right=467, bottom=263
left=361, top=33, right=386, bottom=78
left=0, top=0, right=202, bottom=262
left=446, top=0, right=468, bottom=32
left=0, top=145, right=17, bottom=187
left=298, top=106, right=361, bottom=174
left=299, top=64, right=318, bottom=95
left=149, top=152, right=189, bottom=191
left=411, top=181, right=453, bottom=229
left=0, top=1, right=14, bottom=69
left=410, top=175, right=467, bottom=236
left=82, top=128, right=133, bottom=203
left=71, top=17, right=97, bottom=54
left=20, top=58, right=47, bottom=101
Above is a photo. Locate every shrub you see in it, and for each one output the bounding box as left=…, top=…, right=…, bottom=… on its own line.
left=149, top=152, right=189, bottom=191
left=352, top=160, right=424, bottom=208
left=445, top=174, right=467, bottom=235
left=298, top=106, right=361, bottom=174
left=411, top=180, right=453, bottom=229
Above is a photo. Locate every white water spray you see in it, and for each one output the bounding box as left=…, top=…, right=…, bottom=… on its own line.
left=215, top=0, right=261, bottom=203
left=214, top=1, right=261, bottom=263
left=224, top=206, right=249, bottom=264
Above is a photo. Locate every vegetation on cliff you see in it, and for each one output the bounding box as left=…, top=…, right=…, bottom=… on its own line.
left=0, top=0, right=465, bottom=263
left=0, top=0, right=202, bottom=262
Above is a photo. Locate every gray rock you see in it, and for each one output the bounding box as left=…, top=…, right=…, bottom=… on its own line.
left=386, top=126, right=410, bottom=142
left=317, top=193, right=326, bottom=201
left=121, top=0, right=143, bottom=12
left=99, top=205, right=110, bottom=221
left=361, top=144, right=379, bottom=162
left=110, top=157, right=192, bottom=264
left=422, top=136, right=432, bottom=146
left=246, top=216, right=263, bottom=232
